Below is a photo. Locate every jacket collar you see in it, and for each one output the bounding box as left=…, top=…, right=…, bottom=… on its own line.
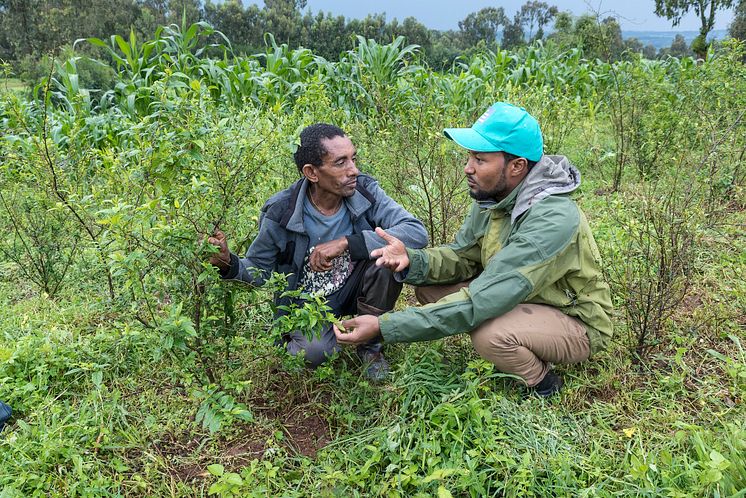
left=285, top=177, right=372, bottom=233
left=476, top=182, right=521, bottom=214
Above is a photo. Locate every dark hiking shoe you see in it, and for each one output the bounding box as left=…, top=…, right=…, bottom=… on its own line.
left=358, top=350, right=390, bottom=382
left=529, top=370, right=564, bottom=398
left=0, top=401, right=11, bottom=432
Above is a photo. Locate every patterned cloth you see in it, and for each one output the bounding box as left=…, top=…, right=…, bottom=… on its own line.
left=298, top=248, right=356, bottom=296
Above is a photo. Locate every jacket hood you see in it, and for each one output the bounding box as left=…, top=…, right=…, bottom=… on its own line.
left=512, top=155, right=581, bottom=223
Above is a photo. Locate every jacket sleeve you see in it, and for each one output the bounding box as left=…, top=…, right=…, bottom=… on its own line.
left=345, top=177, right=429, bottom=259
left=379, top=200, right=580, bottom=343
left=402, top=203, right=485, bottom=285
left=220, top=211, right=280, bottom=286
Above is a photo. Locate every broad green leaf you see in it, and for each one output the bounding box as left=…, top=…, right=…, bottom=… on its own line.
left=207, top=464, right=224, bottom=476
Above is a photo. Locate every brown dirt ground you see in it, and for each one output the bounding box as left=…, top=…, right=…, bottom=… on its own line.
left=160, top=369, right=333, bottom=484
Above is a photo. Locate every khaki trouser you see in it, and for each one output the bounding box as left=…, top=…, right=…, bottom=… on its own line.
left=415, top=282, right=591, bottom=387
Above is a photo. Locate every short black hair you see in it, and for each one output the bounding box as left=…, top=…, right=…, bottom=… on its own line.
left=293, top=123, right=346, bottom=173
left=503, top=152, right=537, bottom=171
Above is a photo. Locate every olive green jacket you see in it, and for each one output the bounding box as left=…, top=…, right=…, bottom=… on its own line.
left=379, top=155, right=613, bottom=355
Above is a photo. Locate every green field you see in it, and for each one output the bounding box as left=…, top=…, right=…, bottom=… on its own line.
left=0, top=78, right=27, bottom=93
left=0, top=24, right=745, bottom=497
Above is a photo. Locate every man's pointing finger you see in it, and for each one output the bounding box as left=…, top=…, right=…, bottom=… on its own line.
left=375, top=227, right=395, bottom=242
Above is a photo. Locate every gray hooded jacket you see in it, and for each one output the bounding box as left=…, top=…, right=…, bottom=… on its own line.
left=222, top=174, right=428, bottom=305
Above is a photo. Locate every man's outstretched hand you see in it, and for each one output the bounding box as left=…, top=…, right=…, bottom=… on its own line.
left=334, top=314, right=381, bottom=345
left=370, top=227, right=410, bottom=272
left=207, top=229, right=231, bottom=270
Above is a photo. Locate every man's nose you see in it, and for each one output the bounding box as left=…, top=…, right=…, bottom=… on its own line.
left=464, top=159, right=475, bottom=174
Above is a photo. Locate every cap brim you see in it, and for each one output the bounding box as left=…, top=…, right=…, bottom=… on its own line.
left=443, top=128, right=498, bottom=152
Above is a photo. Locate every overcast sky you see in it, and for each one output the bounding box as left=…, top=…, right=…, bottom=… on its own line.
left=247, top=1, right=735, bottom=32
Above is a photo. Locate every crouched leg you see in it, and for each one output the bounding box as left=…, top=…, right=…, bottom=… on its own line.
left=469, top=304, right=590, bottom=387
left=285, top=324, right=340, bottom=367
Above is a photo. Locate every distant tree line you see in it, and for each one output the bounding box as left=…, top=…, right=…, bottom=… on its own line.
left=1, top=0, right=743, bottom=79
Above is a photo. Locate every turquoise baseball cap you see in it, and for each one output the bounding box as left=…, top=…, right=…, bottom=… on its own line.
left=443, top=102, right=544, bottom=161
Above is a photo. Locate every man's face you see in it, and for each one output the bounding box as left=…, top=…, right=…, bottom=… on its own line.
left=464, top=150, right=511, bottom=201
left=312, top=135, right=359, bottom=198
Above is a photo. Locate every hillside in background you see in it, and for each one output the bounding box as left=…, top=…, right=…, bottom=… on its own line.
left=623, top=28, right=729, bottom=49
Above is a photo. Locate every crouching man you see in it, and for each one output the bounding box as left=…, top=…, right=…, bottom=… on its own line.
left=209, top=124, right=428, bottom=380
left=335, top=103, right=613, bottom=396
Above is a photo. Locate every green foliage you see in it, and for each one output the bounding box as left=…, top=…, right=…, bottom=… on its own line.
left=603, top=177, right=701, bottom=358
left=194, top=386, right=253, bottom=434
left=504, top=1, right=559, bottom=48
left=458, top=7, right=507, bottom=48
left=3, top=0, right=667, bottom=73
left=654, top=0, right=735, bottom=57
left=207, top=463, right=244, bottom=497
left=0, top=17, right=744, bottom=498
left=275, top=290, right=336, bottom=342
left=660, top=33, right=694, bottom=59
left=0, top=186, right=79, bottom=298
left=708, top=335, right=746, bottom=396
left=357, top=96, right=469, bottom=245
left=731, top=0, right=746, bottom=41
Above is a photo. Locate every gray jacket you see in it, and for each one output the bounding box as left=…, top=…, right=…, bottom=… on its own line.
left=222, top=174, right=428, bottom=301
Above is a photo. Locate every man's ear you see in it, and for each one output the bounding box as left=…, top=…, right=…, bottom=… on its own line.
left=302, top=164, right=318, bottom=182
left=508, top=157, right=528, bottom=177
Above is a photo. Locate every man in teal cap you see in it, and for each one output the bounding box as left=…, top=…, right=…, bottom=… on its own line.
left=333, top=102, right=613, bottom=397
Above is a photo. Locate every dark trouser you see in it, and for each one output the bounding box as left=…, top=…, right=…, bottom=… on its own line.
left=285, top=260, right=402, bottom=366
left=0, top=400, right=11, bottom=432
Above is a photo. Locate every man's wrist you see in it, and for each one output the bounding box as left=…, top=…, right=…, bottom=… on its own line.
left=219, top=253, right=239, bottom=279
left=345, top=234, right=368, bottom=259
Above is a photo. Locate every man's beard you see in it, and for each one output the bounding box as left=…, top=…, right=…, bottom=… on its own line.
left=467, top=169, right=509, bottom=201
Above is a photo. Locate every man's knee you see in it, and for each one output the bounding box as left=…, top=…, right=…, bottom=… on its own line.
left=414, top=280, right=472, bottom=305
left=301, top=341, right=337, bottom=367
left=470, top=322, right=518, bottom=360
left=360, top=263, right=402, bottom=311
left=414, top=285, right=451, bottom=305
left=286, top=333, right=339, bottom=367
left=469, top=322, right=545, bottom=384
left=414, top=286, right=431, bottom=305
